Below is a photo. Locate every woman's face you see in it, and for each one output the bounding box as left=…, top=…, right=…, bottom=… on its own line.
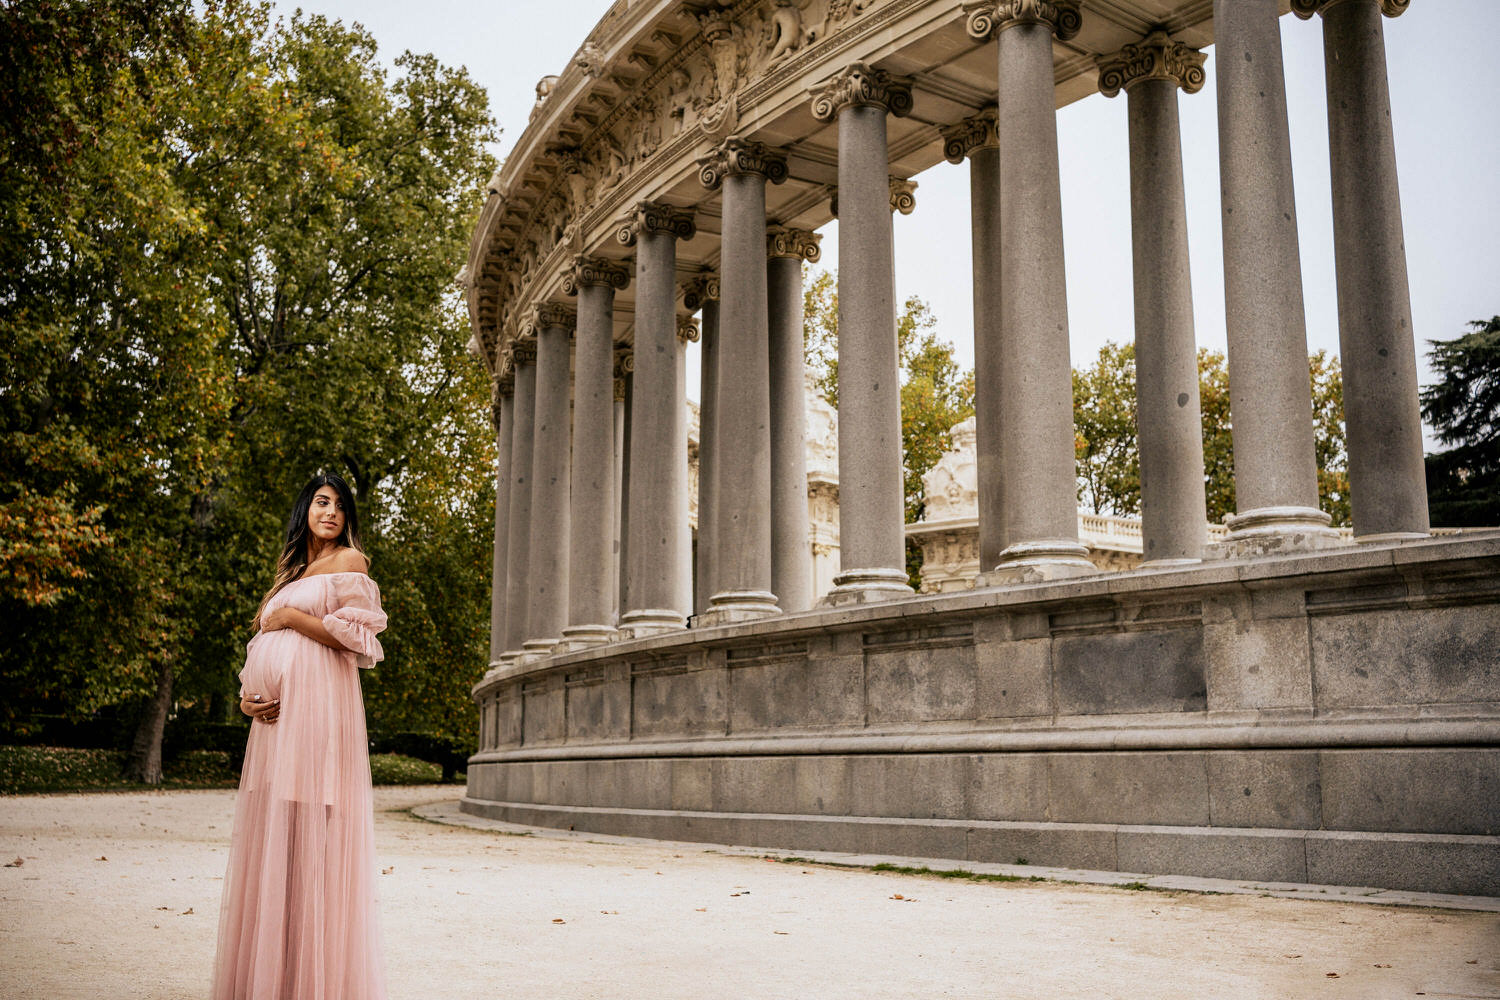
left=307, top=485, right=346, bottom=545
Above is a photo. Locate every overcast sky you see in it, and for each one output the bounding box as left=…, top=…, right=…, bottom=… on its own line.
left=275, top=0, right=1499, bottom=420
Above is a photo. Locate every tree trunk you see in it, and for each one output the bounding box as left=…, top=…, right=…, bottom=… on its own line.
left=122, top=659, right=173, bottom=784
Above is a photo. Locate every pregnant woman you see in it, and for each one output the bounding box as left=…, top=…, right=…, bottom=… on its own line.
left=212, top=472, right=389, bottom=1000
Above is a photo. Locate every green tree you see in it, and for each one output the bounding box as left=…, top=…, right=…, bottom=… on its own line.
left=1073, top=342, right=1140, bottom=515
left=1, top=0, right=498, bottom=779
left=1309, top=350, right=1350, bottom=527
left=1197, top=348, right=1236, bottom=524
left=1421, top=316, right=1500, bottom=526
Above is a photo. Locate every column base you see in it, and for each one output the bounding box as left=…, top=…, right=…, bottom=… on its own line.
left=555, top=623, right=618, bottom=651
left=818, top=568, right=914, bottom=607
left=699, top=590, right=781, bottom=627
left=618, top=608, right=687, bottom=639
left=495, top=650, right=524, bottom=670
left=518, top=638, right=560, bottom=664
left=1206, top=506, right=1345, bottom=559
left=979, top=539, right=1096, bottom=586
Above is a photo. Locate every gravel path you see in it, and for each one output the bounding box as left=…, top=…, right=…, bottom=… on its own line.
left=2, top=787, right=1496, bottom=999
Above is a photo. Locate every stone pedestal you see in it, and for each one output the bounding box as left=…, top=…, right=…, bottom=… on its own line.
left=618, top=202, right=696, bottom=637
left=811, top=64, right=916, bottom=604
left=987, top=5, right=1094, bottom=583
left=501, top=343, right=537, bottom=663
left=562, top=259, right=630, bottom=650
left=1214, top=0, right=1339, bottom=553
left=1297, top=0, right=1429, bottom=541
left=1098, top=33, right=1209, bottom=566
left=523, top=305, right=575, bottom=657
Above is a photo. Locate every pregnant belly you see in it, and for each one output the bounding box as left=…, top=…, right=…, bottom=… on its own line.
left=239, top=629, right=309, bottom=700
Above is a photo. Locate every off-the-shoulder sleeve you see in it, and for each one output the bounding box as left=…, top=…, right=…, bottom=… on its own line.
left=322, top=573, right=388, bottom=669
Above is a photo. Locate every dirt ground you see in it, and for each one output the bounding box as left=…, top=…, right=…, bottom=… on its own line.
left=1, top=786, right=1496, bottom=999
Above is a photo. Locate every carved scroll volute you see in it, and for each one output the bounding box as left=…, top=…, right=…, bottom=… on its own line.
left=511, top=335, right=538, bottom=367
left=941, top=107, right=999, bottom=164
left=1096, top=30, right=1207, bottom=98
left=562, top=254, right=630, bottom=296
left=682, top=273, right=721, bottom=311
left=1291, top=0, right=1409, bottom=18
left=964, top=0, right=1083, bottom=42
left=613, top=347, right=633, bottom=402
left=766, top=226, right=822, bottom=262
left=809, top=62, right=916, bottom=122
left=534, top=302, right=577, bottom=332
left=889, top=178, right=918, bottom=215
left=677, top=315, right=701, bottom=343
left=615, top=201, right=697, bottom=246
left=491, top=371, right=514, bottom=430
left=697, top=136, right=791, bottom=190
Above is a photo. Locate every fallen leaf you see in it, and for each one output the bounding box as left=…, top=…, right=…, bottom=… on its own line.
left=773, top=931, right=788, bottom=935
left=551, top=918, right=565, bottom=924
left=600, top=910, right=617, bottom=915
left=180, top=907, right=194, bottom=915
left=156, top=906, right=170, bottom=911
left=1326, top=973, right=1339, bottom=978
left=4, top=857, right=22, bottom=868
left=695, top=907, right=707, bottom=912
left=96, top=856, right=107, bottom=862
left=1466, top=960, right=1478, bottom=965
left=1373, top=964, right=1391, bottom=969
left=381, top=866, right=394, bottom=875
left=891, top=894, right=904, bottom=900
left=1283, top=954, right=1301, bottom=959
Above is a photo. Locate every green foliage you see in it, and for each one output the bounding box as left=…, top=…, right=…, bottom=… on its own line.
left=0, top=746, right=238, bottom=794
left=1421, top=317, right=1500, bottom=527
left=367, top=753, right=454, bottom=786
left=0, top=0, right=499, bottom=774
left=1071, top=343, right=1348, bottom=526
left=1073, top=343, right=1140, bottom=516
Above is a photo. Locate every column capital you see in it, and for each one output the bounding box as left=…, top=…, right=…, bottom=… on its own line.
left=511, top=338, right=537, bottom=366
left=534, top=302, right=577, bottom=331
left=677, top=315, right=700, bottom=343
left=766, top=226, right=822, bottom=262
left=613, top=346, right=633, bottom=401
left=562, top=254, right=629, bottom=295
left=1097, top=29, right=1207, bottom=97
left=810, top=62, right=914, bottom=122
left=615, top=200, right=696, bottom=247
left=963, top=0, right=1082, bottom=41
left=941, top=107, right=998, bottom=164
left=697, top=136, right=789, bottom=190
left=682, top=273, right=721, bottom=310
left=1292, top=0, right=1408, bottom=19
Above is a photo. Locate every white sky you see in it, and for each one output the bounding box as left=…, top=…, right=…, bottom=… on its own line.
left=276, top=0, right=1499, bottom=416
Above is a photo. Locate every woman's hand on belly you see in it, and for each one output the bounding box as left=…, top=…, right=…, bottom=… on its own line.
left=240, top=693, right=280, bottom=725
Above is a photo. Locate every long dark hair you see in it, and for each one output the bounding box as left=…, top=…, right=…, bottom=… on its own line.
left=253, top=472, right=365, bottom=630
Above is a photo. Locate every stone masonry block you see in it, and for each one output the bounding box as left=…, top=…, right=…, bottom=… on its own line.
left=1046, top=752, right=1210, bottom=827
left=1319, top=748, right=1500, bottom=835
left=1203, top=616, right=1313, bottom=712
left=1116, top=825, right=1308, bottom=883
left=965, top=822, right=1119, bottom=870
left=967, top=753, right=1049, bottom=822
left=631, top=665, right=728, bottom=738
left=1310, top=605, right=1500, bottom=710
left=728, top=653, right=863, bottom=732
left=865, top=643, right=977, bottom=724
left=1306, top=830, right=1500, bottom=896
left=1053, top=629, right=1206, bottom=716
left=975, top=636, right=1052, bottom=719
left=848, top=754, right=968, bottom=819
left=1207, top=751, right=1321, bottom=829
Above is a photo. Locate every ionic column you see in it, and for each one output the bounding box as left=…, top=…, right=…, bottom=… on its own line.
left=971, top=2, right=1095, bottom=581
left=810, top=64, right=916, bottom=603
left=684, top=275, right=720, bottom=617
left=501, top=338, right=537, bottom=660
left=1214, top=0, right=1339, bottom=550
left=941, top=106, right=1005, bottom=574
left=766, top=226, right=821, bottom=612
left=561, top=257, right=629, bottom=649
left=612, top=347, right=631, bottom=620
left=487, top=374, right=514, bottom=668
left=616, top=201, right=696, bottom=636
left=523, top=303, right=575, bottom=658
left=1098, top=32, right=1209, bottom=565
left=1293, top=0, right=1428, bottom=540
left=696, top=139, right=787, bottom=624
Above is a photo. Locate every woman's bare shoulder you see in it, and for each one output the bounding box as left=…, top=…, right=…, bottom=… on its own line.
left=327, top=547, right=370, bottom=575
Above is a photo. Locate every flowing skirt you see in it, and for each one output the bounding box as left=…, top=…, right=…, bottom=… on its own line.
left=212, top=629, right=386, bottom=1000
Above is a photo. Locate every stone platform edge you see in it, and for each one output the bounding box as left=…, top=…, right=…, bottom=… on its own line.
left=455, top=796, right=1500, bottom=897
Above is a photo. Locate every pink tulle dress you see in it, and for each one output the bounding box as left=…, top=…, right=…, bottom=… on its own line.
left=212, top=571, right=389, bottom=1000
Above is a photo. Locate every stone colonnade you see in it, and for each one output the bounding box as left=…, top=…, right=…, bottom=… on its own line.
left=486, top=0, right=1427, bottom=667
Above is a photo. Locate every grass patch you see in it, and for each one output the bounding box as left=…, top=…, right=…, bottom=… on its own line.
left=0, top=745, right=238, bottom=794
left=870, top=862, right=1040, bottom=884
left=369, top=753, right=459, bottom=786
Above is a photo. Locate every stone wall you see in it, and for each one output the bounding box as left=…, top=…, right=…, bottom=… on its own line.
left=468, top=536, right=1500, bottom=895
